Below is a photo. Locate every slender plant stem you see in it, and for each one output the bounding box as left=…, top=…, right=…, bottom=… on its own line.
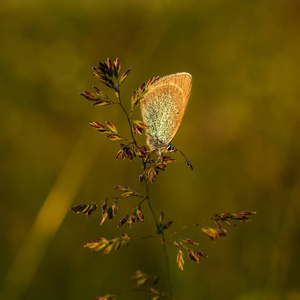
left=113, top=287, right=169, bottom=298
left=119, top=89, right=173, bottom=299
left=145, top=180, right=174, bottom=299
left=167, top=223, right=200, bottom=239
left=144, top=181, right=159, bottom=231
left=118, top=94, right=137, bottom=146
left=161, top=231, right=173, bottom=299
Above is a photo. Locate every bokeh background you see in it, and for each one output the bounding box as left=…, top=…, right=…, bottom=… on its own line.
left=1, top=0, right=299, bottom=299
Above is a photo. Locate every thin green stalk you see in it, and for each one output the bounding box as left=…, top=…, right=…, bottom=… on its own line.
left=119, top=89, right=174, bottom=299
left=145, top=180, right=173, bottom=299
left=118, top=93, right=137, bottom=146
left=142, top=167, right=159, bottom=232
left=167, top=223, right=200, bottom=239
left=161, top=231, right=173, bottom=299
left=113, top=287, right=169, bottom=298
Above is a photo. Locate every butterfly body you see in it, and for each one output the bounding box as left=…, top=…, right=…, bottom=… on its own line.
left=140, top=72, right=192, bottom=154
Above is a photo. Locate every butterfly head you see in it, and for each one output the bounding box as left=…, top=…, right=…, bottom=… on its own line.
left=146, top=135, right=173, bottom=155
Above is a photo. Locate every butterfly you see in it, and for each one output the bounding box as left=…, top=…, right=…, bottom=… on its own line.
left=140, top=72, right=193, bottom=169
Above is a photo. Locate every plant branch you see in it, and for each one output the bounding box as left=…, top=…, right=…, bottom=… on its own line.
left=118, top=93, right=137, bottom=146
left=167, top=223, right=200, bottom=239
left=144, top=178, right=173, bottom=298
left=161, top=231, right=173, bottom=299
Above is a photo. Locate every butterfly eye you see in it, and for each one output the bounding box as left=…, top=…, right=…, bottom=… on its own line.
left=166, top=144, right=175, bottom=152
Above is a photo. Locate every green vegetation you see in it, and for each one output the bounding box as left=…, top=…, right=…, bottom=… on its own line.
left=1, top=1, right=299, bottom=299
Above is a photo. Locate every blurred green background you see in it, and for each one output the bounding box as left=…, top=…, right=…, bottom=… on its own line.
left=1, top=0, right=300, bottom=299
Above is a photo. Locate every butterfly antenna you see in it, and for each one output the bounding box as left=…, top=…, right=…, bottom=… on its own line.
left=175, top=147, right=193, bottom=170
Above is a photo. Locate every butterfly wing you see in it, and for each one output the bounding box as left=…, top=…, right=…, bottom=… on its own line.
left=140, top=72, right=192, bottom=152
